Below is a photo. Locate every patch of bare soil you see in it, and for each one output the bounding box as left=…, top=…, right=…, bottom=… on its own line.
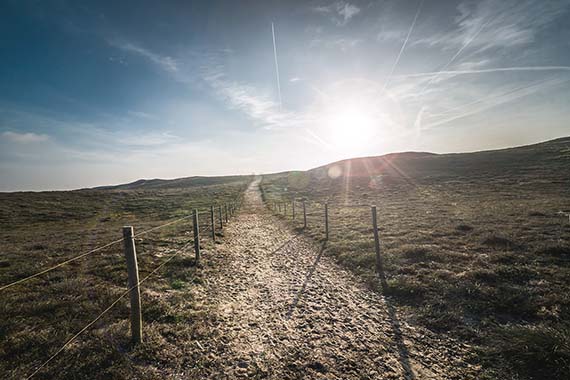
left=183, top=181, right=480, bottom=379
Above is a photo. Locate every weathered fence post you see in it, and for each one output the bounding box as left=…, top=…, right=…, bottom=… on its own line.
left=284, top=202, right=288, bottom=216
left=210, top=205, right=215, bottom=242
left=371, top=206, right=383, bottom=274
left=122, top=226, right=142, bottom=344
left=303, top=200, right=307, bottom=229
left=218, top=205, right=223, bottom=229
left=325, top=202, right=329, bottom=240
left=292, top=201, right=296, bottom=220
left=224, top=204, right=228, bottom=222
left=193, top=210, right=200, bottom=262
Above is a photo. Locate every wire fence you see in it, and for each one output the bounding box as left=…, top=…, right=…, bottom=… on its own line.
left=263, top=191, right=570, bottom=279
left=1, top=197, right=243, bottom=379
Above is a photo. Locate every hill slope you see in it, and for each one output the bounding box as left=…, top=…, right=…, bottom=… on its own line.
left=259, top=136, right=570, bottom=380
left=94, top=175, right=252, bottom=190
left=309, top=136, right=570, bottom=183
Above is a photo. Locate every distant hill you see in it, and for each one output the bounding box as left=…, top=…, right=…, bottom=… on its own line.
left=96, top=137, right=570, bottom=191
left=308, top=137, right=570, bottom=183
left=94, top=175, right=252, bottom=190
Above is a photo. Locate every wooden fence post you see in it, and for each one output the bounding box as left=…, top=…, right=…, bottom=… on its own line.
left=325, top=202, right=329, bottom=240
left=371, top=206, right=383, bottom=274
left=224, top=204, right=228, bottom=222
left=122, top=226, right=142, bottom=344
left=303, top=200, right=307, bottom=229
left=292, top=201, right=296, bottom=219
left=210, top=205, right=215, bottom=242
left=193, top=210, right=200, bottom=262
left=284, top=202, right=287, bottom=216
left=218, top=205, right=223, bottom=229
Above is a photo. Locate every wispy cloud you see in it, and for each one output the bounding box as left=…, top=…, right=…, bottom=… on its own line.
left=310, top=36, right=361, bottom=51
left=108, top=40, right=178, bottom=73
left=195, top=50, right=315, bottom=130
left=127, top=110, right=157, bottom=120
left=1, top=131, right=50, bottom=143
left=314, top=1, right=361, bottom=26
left=418, top=77, right=569, bottom=130
left=397, top=66, right=570, bottom=79
left=415, top=0, right=570, bottom=51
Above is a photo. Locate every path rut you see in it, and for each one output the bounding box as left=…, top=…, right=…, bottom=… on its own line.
left=185, top=180, right=479, bottom=379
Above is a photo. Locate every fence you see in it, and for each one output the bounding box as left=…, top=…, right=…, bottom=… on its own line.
left=267, top=199, right=385, bottom=273
left=0, top=198, right=243, bottom=379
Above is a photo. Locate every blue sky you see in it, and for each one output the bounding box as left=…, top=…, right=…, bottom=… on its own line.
left=1, top=0, right=569, bottom=191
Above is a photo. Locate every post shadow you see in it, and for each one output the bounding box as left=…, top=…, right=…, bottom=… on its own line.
left=286, top=241, right=326, bottom=319
left=377, top=267, right=417, bottom=380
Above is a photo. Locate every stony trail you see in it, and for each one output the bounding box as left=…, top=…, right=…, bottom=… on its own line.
left=183, top=180, right=479, bottom=379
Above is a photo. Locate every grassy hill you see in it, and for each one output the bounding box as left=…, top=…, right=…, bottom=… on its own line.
left=309, top=136, right=570, bottom=182
left=261, top=136, right=570, bottom=380
left=0, top=174, right=252, bottom=379
left=93, top=175, right=251, bottom=191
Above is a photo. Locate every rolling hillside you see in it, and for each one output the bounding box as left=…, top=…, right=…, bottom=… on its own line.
left=260, top=136, right=570, bottom=380
left=308, top=136, right=570, bottom=183
left=93, top=175, right=253, bottom=191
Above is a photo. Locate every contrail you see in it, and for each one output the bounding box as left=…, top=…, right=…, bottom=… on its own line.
left=271, top=22, right=282, bottom=108
left=382, top=0, right=424, bottom=92
left=397, top=65, right=570, bottom=79
left=418, top=17, right=492, bottom=96
left=431, top=81, right=535, bottom=117
left=420, top=77, right=568, bottom=130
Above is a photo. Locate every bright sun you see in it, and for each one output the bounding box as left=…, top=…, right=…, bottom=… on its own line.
left=326, top=104, right=377, bottom=153
left=312, top=79, right=403, bottom=156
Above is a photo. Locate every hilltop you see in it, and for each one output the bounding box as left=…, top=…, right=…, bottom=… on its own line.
left=309, top=136, right=570, bottom=182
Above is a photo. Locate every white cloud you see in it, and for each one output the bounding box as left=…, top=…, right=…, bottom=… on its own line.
left=415, top=0, right=570, bottom=51
left=197, top=52, right=311, bottom=130
left=417, top=77, right=569, bottom=131
left=1, top=131, right=49, bottom=143
left=127, top=110, right=156, bottom=119
left=314, top=1, right=361, bottom=26
left=310, top=36, right=361, bottom=51
left=108, top=40, right=178, bottom=73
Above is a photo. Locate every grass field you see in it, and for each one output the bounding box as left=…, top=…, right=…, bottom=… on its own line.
left=260, top=138, right=570, bottom=380
left=0, top=175, right=251, bottom=379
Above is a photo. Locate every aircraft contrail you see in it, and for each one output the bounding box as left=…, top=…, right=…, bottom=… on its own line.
left=397, top=65, right=570, bottom=79
left=382, top=0, right=424, bottom=92
left=418, top=17, right=492, bottom=96
left=421, top=77, right=568, bottom=130
left=271, top=22, right=282, bottom=108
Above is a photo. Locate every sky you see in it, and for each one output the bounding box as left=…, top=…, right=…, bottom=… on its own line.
left=1, top=0, right=570, bottom=191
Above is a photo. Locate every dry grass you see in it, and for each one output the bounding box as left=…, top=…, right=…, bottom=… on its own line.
left=0, top=177, right=251, bottom=379
left=259, top=143, right=570, bottom=380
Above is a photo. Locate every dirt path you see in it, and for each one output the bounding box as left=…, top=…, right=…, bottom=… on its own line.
left=186, top=180, right=479, bottom=379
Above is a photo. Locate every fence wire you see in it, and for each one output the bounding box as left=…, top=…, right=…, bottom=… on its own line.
left=25, top=240, right=194, bottom=379
left=1, top=201, right=241, bottom=292
left=0, top=238, right=124, bottom=292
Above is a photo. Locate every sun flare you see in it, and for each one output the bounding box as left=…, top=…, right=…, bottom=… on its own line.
left=327, top=105, right=376, bottom=151
left=311, top=79, right=403, bottom=157
left=317, top=100, right=384, bottom=156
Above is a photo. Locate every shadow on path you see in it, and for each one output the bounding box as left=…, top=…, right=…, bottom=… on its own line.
left=378, top=269, right=417, bottom=380
left=286, top=242, right=326, bottom=319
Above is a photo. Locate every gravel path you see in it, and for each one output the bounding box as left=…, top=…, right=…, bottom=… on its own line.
left=186, top=180, right=479, bottom=379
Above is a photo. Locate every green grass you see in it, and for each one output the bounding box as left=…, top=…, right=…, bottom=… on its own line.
left=259, top=139, right=570, bottom=380
left=0, top=176, right=251, bottom=379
